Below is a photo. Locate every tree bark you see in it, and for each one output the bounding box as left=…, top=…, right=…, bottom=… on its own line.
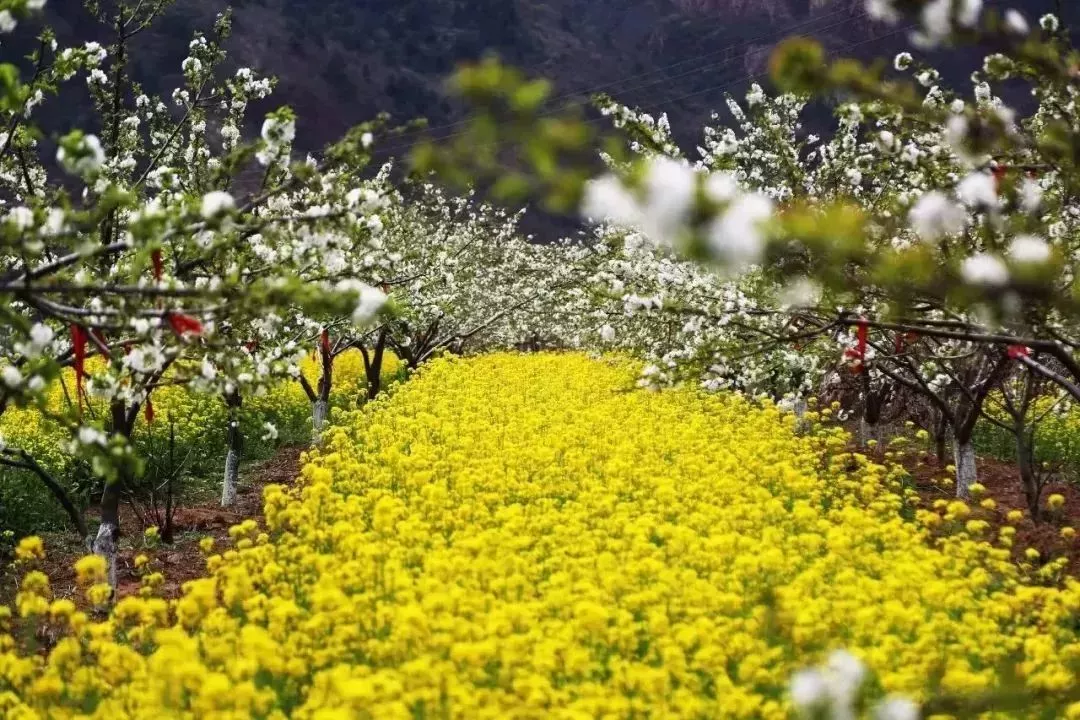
left=94, top=400, right=133, bottom=594
left=1016, top=427, right=1043, bottom=521
left=312, top=399, right=329, bottom=438
left=952, top=437, right=978, bottom=499
left=220, top=391, right=242, bottom=508
left=311, top=334, right=334, bottom=442
left=858, top=417, right=880, bottom=447
left=934, top=411, right=949, bottom=464
left=367, top=328, right=388, bottom=400
left=793, top=397, right=809, bottom=434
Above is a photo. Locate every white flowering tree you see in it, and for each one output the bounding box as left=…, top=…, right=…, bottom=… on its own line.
left=412, top=6, right=1080, bottom=502
left=377, top=183, right=584, bottom=371
left=0, top=1, right=388, bottom=588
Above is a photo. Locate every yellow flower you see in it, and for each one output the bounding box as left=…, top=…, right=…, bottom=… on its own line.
left=1047, top=494, right=1066, bottom=511
left=134, top=554, right=150, bottom=570
left=14, top=535, right=45, bottom=562
left=0, top=354, right=1078, bottom=718
left=86, top=582, right=112, bottom=607
left=979, top=498, right=996, bottom=511
left=1025, top=547, right=1041, bottom=561
left=968, top=483, right=986, bottom=498
left=73, top=554, right=107, bottom=586
left=1061, top=527, right=1076, bottom=540
left=1007, top=510, right=1025, bottom=523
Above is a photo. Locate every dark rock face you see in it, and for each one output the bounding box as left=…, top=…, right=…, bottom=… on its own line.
left=15, top=0, right=1076, bottom=155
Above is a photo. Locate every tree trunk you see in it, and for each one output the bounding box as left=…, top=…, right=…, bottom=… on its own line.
left=220, top=391, right=243, bottom=508
left=952, top=437, right=977, bottom=499
left=312, top=399, right=329, bottom=438
left=858, top=417, right=880, bottom=447
left=94, top=401, right=131, bottom=595
left=312, top=335, right=333, bottom=442
left=1016, top=427, right=1043, bottom=522
left=367, top=328, right=388, bottom=400
left=934, top=414, right=949, bottom=465
left=793, top=397, right=809, bottom=434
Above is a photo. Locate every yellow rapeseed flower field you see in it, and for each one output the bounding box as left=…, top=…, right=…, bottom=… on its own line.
left=3, top=352, right=1080, bottom=718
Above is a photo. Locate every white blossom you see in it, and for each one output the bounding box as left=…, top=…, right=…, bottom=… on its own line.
left=1018, top=177, right=1043, bottom=213
left=78, top=426, right=106, bottom=446
left=706, top=192, right=773, bottom=268
left=336, top=280, right=387, bottom=325
left=261, top=422, right=279, bottom=441
left=909, top=191, right=966, bottom=240
left=6, top=206, right=33, bottom=231
left=200, top=190, right=235, bottom=218
left=961, top=252, right=1009, bottom=286
left=581, top=175, right=641, bottom=228
left=789, top=669, right=829, bottom=711
left=866, top=0, right=900, bottom=23
left=874, top=697, right=920, bottom=720
left=1004, top=9, right=1029, bottom=35
left=1, top=365, right=22, bottom=388
left=1008, top=234, right=1051, bottom=264
left=57, top=134, right=106, bottom=176
left=956, top=172, right=998, bottom=209
left=639, top=157, right=695, bottom=247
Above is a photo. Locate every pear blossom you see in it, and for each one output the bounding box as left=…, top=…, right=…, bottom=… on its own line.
left=200, top=190, right=235, bottom=218
left=961, top=252, right=1009, bottom=286
left=909, top=191, right=966, bottom=240
left=1008, top=234, right=1051, bottom=264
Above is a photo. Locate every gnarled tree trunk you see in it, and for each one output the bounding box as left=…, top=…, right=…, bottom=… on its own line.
left=1016, top=426, right=1044, bottom=521
left=361, top=327, right=390, bottom=401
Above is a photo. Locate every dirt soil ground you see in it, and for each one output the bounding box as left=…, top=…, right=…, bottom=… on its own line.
left=895, top=447, right=1080, bottom=577
left=4, top=446, right=304, bottom=607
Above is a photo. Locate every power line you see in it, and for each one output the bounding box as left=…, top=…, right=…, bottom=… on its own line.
left=372, top=7, right=866, bottom=156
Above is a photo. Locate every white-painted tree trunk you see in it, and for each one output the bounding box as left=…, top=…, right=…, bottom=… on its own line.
left=221, top=447, right=240, bottom=507
left=793, top=398, right=809, bottom=434
left=953, top=438, right=977, bottom=498
left=92, top=522, right=118, bottom=593
left=858, top=417, right=879, bottom=447
left=312, top=399, right=329, bottom=440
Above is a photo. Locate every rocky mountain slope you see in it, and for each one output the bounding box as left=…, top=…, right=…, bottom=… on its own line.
left=18, top=0, right=1074, bottom=157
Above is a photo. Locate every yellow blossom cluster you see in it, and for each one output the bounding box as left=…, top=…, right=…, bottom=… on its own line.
left=3, top=353, right=1080, bottom=718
